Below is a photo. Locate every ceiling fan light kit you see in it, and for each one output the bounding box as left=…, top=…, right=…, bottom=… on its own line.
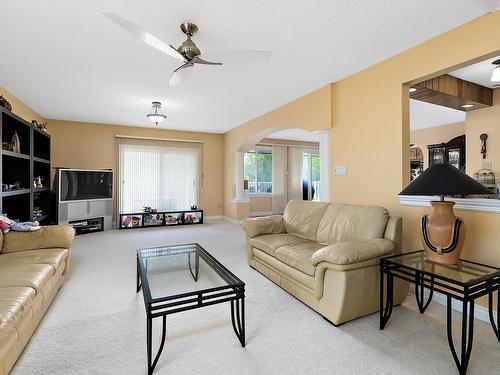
left=147, top=101, right=166, bottom=125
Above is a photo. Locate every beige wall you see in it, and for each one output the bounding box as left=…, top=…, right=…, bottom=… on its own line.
left=47, top=120, right=225, bottom=217
left=410, top=122, right=465, bottom=168
left=224, top=85, right=332, bottom=220
left=330, top=11, right=500, bottom=273
left=0, top=86, right=44, bottom=124
left=466, top=89, right=500, bottom=177
left=249, top=196, right=272, bottom=214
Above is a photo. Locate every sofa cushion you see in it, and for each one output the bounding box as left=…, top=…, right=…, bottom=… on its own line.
left=0, top=249, right=68, bottom=273
left=274, top=242, right=325, bottom=276
left=0, top=264, right=54, bottom=291
left=311, top=239, right=395, bottom=266
left=249, top=233, right=312, bottom=256
left=316, top=203, right=389, bottom=245
left=2, top=225, right=74, bottom=254
left=283, top=200, right=329, bottom=241
left=0, top=287, right=36, bottom=340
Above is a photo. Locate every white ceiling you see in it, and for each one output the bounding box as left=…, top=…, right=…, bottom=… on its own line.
left=0, top=1, right=499, bottom=133
left=450, top=55, right=500, bottom=88
left=410, top=99, right=465, bottom=130
left=267, top=129, right=320, bottom=142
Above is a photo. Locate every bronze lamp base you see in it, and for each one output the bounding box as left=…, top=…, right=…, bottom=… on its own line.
left=421, top=201, right=465, bottom=265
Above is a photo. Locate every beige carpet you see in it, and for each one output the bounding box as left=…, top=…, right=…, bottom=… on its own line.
left=11, top=221, right=500, bottom=374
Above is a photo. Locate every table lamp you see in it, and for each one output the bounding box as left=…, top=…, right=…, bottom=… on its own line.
left=399, top=163, right=491, bottom=264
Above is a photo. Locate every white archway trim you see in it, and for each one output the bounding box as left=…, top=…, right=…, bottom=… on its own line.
left=314, top=129, right=331, bottom=202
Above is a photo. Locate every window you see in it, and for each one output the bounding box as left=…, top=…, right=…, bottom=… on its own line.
left=118, top=138, right=201, bottom=213
left=303, top=151, right=320, bottom=201
left=244, top=148, right=272, bottom=194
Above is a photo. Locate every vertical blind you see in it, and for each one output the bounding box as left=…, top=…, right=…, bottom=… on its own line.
left=118, top=137, right=202, bottom=213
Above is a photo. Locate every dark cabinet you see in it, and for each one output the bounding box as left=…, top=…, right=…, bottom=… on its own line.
left=428, top=135, right=465, bottom=171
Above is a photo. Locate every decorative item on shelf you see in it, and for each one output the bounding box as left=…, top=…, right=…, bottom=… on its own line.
left=473, top=168, right=496, bottom=189
left=31, top=120, right=38, bottom=127
left=399, top=163, right=491, bottom=265
left=37, top=121, right=48, bottom=131
left=185, top=214, right=194, bottom=223
left=143, top=206, right=157, bottom=213
left=146, top=101, right=166, bottom=126
left=143, top=213, right=163, bottom=226
left=34, top=176, right=43, bottom=188
left=480, top=133, right=488, bottom=159
left=0, top=95, right=12, bottom=112
left=10, top=131, right=20, bottom=153
left=191, top=205, right=198, bottom=210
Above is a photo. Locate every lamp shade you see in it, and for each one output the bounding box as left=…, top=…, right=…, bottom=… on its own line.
left=399, top=163, right=491, bottom=197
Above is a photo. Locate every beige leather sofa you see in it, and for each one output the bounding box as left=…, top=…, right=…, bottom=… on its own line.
left=0, top=226, right=74, bottom=375
left=242, top=200, right=408, bottom=325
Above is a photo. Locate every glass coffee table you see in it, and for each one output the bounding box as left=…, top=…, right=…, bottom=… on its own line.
left=380, top=250, right=500, bottom=375
left=136, top=243, right=245, bottom=374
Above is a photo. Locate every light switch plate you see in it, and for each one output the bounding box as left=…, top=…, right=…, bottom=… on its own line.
left=334, top=166, right=347, bottom=176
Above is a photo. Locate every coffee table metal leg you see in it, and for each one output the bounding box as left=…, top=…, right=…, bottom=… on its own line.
left=488, top=291, right=500, bottom=343
left=230, top=297, right=245, bottom=347
left=446, top=296, right=474, bottom=375
left=379, top=270, right=394, bottom=330
left=136, top=254, right=142, bottom=293
left=147, top=315, right=167, bottom=375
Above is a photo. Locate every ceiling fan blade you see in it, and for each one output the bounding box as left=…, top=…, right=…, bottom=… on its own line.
left=191, top=56, right=222, bottom=66
left=169, top=63, right=194, bottom=86
left=103, top=12, right=187, bottom=63
left=199, top=50, right=272, bottom=63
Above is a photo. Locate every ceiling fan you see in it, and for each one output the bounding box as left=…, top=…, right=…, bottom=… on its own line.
left=103, top=13, right=273, bottom=86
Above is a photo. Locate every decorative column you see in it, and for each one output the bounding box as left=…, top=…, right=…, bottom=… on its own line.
left=315, top=130, right=331, bottom=202
left=233, top=151, right=247, bottom=202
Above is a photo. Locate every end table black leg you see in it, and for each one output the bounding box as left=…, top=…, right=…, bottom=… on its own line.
left=147, top=316, right=152, bottom=375
left=415, top=272, right=434, bottom=314
left=488, top=291, right=500, bottom=342
left=380, top=270, right=394, bottom=330
left=447, top=296, right=474, bottom=375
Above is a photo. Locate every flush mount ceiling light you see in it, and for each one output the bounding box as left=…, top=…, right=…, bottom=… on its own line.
left=147, top=101, right=166, bottom=125
left=491, top=59, right=500, bottom=84
left=461, top=104, right=474, bottom=109
left=409, top=87, right=418, bottom=93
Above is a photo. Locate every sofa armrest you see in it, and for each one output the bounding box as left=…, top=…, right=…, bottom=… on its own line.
left=2, top=225, right=75, bottom=254
left=241, top=215, right=285, bottom=238
left=311, top=238, right=396, bottom=266
left=384, top=216, right=402, bottom=253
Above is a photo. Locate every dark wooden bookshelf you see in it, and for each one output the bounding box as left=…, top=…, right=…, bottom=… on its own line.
left=0, top=106, right=51, bottom=224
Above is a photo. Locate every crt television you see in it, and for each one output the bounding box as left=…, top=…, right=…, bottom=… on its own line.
left=59, top=169, right=113, bottom=202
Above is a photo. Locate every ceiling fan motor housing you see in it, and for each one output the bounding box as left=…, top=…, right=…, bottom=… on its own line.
left=177, top=23, right=201, bottom=60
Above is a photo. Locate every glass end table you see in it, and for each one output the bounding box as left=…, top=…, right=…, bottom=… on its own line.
left=380, top=250, right=500, bottom=375
left=136, top=243, right=245, bottom=374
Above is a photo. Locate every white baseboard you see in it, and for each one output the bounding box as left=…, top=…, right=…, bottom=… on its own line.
left=204, top=215, right=224, bottom=221
left=412, top=286, right=491, bottom=323
left=223, top=216, right=242, bottom=224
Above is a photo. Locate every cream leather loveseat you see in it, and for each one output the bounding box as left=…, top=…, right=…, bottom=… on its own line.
left=242, top=200, right=408, bottom=325
left=0, top=225, right=74, bottom=375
